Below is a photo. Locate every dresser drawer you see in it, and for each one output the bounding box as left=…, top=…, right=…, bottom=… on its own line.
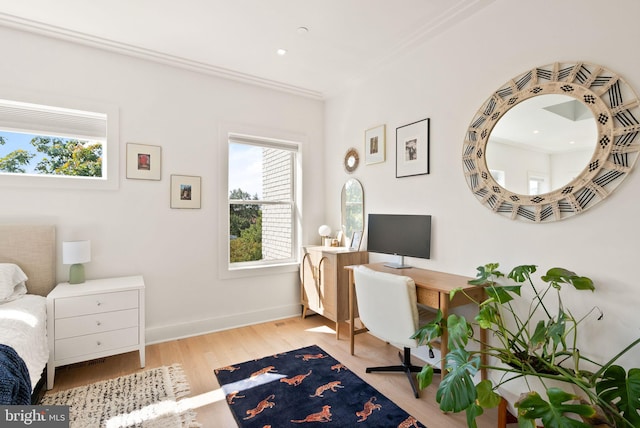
left=55, top=290, right=138, bottom=318
left=55, top=308, right=139, bottom=339
left=55, top=327, right=139, bottom=360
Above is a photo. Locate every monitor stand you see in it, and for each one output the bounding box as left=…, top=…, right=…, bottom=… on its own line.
left=383, top=255, right=412, bottom=269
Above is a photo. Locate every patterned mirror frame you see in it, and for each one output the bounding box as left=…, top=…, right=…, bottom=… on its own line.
left=463, top=62, right=640, bottom=222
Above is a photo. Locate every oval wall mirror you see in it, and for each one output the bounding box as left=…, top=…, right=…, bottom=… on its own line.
left=463, top=62, right=640, bottom=222
left=341, top=178, right=364, bottom=244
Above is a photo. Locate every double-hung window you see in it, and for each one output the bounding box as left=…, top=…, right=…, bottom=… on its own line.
left=228, top=134, right=298, bottom=269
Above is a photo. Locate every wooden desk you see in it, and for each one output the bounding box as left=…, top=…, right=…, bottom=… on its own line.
left=345, top=263, right=486, bottom=378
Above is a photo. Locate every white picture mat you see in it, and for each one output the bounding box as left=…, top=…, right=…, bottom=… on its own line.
left=365, top=124, right=385, bottom=165
left=396, top=118, right=430, bottom=178
left=170, top=175, right=201, bottom=208
left=127, top=143, right=161, bottom=180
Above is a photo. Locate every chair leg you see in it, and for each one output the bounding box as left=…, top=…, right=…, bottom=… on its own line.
left=365, top=347, right=440, bottom=398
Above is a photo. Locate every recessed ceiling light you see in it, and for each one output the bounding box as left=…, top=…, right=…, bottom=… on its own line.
left=277, top=48, right=287, bottom=56
left=569, top=141, right=576, bottom=145
left=533, top=130, right=539, bottom=134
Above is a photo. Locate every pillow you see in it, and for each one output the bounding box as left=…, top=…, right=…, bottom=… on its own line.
left=0, top=264, right=28, bottom=302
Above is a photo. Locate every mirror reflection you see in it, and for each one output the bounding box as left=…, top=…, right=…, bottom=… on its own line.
left=487, top=94, right=597, bottom=195
left=341, top=178, right=363, bottom=245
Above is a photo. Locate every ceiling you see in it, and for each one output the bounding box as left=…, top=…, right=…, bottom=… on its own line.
left=0, top=0, right=494, bottom=99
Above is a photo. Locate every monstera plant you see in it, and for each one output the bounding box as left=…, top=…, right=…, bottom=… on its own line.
left=412, top=263, right=640, bottom=427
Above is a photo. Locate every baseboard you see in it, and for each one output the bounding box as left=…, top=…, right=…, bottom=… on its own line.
left=145, top=303, right=301, bottom=344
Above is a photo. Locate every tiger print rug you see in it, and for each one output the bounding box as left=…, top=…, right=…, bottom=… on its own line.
left=214, top=344, right=426, bottom=427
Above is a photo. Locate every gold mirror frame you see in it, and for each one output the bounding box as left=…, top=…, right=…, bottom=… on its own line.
left=344, top=147, right=360, bottom=174
left=463, top=62, right=640, bottom=222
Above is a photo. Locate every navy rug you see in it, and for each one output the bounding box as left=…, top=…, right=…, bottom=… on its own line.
left=214, top=344, right=426, bottom=427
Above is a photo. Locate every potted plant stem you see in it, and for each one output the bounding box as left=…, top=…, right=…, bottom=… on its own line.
left=412, top=263, right=640, bottom=428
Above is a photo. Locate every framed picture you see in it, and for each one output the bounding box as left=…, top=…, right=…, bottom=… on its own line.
left=365, top=124, right=385, bottom=165
left=350, top=230, right=363, bottom=251
left=170, top=175, right=201, bottom=209
left=396, top=118, right=430, bottom=178
left=127, top=143, right=161, bottom=180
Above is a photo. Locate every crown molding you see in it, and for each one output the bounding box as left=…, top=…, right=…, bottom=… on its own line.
left=0, top=12, right=324, bottom=100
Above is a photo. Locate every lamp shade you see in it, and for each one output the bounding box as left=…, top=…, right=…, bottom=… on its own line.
left=62, top=241, right=91, bottom=265
left=318, top=225, right=331, bottom=237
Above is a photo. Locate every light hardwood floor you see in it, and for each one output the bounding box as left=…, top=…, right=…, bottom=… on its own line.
left=46, top=315, right=499, bottom=427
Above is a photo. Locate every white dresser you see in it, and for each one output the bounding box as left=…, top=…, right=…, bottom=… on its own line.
left=46, top=275, right=145, bottom=389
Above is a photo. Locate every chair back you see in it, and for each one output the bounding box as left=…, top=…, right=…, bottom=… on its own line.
left=353, top=266, right=419, bottom=348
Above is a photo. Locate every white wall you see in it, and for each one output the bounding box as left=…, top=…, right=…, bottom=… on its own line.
left=0, top=26, right=325, bottom=343
left=324, top=0, right=640, bottom=367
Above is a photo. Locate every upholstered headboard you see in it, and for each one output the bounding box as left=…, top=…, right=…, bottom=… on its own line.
left=0, top=225, right=56, bottom=297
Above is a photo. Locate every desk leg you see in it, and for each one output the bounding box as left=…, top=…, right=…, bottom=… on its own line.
left=439, top=292, right=449, bottom=376
left=349, top=270, right=355, bottom=356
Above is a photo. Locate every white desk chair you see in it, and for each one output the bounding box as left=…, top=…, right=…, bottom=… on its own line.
left=353, top=265, right=440, bottom=398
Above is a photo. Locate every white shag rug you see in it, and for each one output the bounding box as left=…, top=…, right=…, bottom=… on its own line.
left=41, top=364, right=201, bottom=428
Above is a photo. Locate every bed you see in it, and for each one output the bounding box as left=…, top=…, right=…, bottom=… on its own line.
left=0, top=224, right=56, bottom=404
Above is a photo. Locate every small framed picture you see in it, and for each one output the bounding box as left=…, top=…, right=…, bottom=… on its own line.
left=396, top=118, right=430, bottom=178
left=170, top=175, right=201, bottom=209
left=365, top=124, right=386, bottom=165
left=127, top=143, right=161, bottom=180
left=350, top=230, right=363, bottom=251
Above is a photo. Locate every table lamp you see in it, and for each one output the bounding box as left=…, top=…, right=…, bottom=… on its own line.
left=318, top=225, right=332, bottom=247
left=63, top=240, right=91, bottom=284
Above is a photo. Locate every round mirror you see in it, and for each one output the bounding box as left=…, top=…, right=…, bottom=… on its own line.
left=487, top=94, right=598, bottom=195
left=463, top=62, right=640, bottom=222
left=341, top=178, right=364, bottom=245
left=344, top=148, right=360, bottom=173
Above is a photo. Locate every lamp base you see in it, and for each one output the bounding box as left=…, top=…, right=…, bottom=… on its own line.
left=69, top=264, right=85, bottom=284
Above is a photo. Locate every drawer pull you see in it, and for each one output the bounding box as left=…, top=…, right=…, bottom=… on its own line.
left=96, top=301, right=102, bottom=306
left=97, top=341, right=102, bottom=346
left=96, top=321, right=102, bottom=326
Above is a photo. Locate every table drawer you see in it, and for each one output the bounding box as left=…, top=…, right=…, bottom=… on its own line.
left=55, top=290, right=138, bottom=318
left=416, top=288, right=440, bottom=309
left=55, top=327, right=139, bottom=360
left=55, top=309, right=139, bottom=339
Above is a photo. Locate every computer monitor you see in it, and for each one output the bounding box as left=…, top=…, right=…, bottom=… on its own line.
left=366, top=214, right=431, bottom=268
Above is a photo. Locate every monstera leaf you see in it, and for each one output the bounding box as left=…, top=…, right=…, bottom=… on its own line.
left=436, top=349, right=480, bottom=413
left=596, top=365, right=640, bottom=427
left=541, top=268, right=595, bottom=291
left=412, top=309, right=443, bottom=347
left=447, top=314, right=471, bottom=350
left=515, top=388, right=596, bottom=427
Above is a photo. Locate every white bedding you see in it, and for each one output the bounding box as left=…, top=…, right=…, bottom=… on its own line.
left=0, top=294, right=48, bottom=391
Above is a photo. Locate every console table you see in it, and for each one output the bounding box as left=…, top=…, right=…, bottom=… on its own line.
left=345, top=263, right=486, bottom=378
left=300, top=246, right=368, bottom=339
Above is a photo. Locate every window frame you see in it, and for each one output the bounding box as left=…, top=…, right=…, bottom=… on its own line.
left=0, top=89, right=119, bottom=190
left=219, top=122, right=303, bottom=279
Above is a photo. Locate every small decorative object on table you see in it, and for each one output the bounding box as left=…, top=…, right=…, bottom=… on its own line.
left=350, top=230, right=362, bottom=251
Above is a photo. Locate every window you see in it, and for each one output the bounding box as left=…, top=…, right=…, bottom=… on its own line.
left=0, top=95, right=118, bottom=190
left=228, top=134, right=298, bottom=269
left=528, top=172, right=549, bottom=195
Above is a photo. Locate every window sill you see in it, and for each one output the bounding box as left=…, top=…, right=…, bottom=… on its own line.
left=219, top=260, right=299, bottom=280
